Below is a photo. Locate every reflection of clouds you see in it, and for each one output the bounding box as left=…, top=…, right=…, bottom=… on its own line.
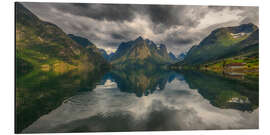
left=23, top=78, right=258, bottom=133
left=97, top=79, right=117, bottom=88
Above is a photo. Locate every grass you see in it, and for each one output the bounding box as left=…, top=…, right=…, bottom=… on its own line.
left=200, top=52, right=258, bottom=76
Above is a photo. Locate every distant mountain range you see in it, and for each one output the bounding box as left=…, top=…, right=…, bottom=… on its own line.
left=168, top=52, right=178, bottom=62
left=68, top=35, right=180, bottom=64
left=177, top=52, right=186, bottom=61
left=173, top=23, right=259, bottom=67
left=66, top=33, right=188, bottom=66
left=16, top=3, right=109, bottom=75
left=98, top=48, right=115, bottom=61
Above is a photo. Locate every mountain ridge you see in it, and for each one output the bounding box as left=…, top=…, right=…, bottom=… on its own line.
left=110, top=36, right=173, bottom=67
left=170, top=23, right=259, bottom=78
left=178, top=23, right=258, bottom=66
left=68, top=34, right=94, bottom=47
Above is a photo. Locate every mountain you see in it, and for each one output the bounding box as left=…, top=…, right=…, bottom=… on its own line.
left=67, top=34, right=114, bottom=61
left=157, top=44, right=170, bottom=59
left=98, top=49, right=115, bottom=61
left=168, top=52, right=187, bottom=62
left=176, top=23, right=258, bottom=66
left=98, top=48, right=110, bottom=60
left=67, top=34, right=110, bottom=64
left=15, top=3, right=109, bottom=74
left=177, top=52, right=186, bottom=61
left=108, top=52, right=115, bottom=60
left=168, top=52, right=178, bottom=62
left=68, top=34, right=94, bottom=47
left=111, top=36, right=172, bottom=67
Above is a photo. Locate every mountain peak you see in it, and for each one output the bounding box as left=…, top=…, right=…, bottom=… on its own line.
left=237, top=23, right=258, bottom=32
left=159, top=44, right=166, bottom=48
left=135, top=36, right=144, bottom=41
left=168, top=52, right=179, bottom=62
left=241, top=23, right=256, bottom=27
left=111, top=37, right=172, bottom=65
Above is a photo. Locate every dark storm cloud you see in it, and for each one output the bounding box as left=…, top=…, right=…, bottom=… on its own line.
left=53, top=3, right=137, bottom=22
left=164, top=31, right=196, bottom=46
left=111, top=33, right=125, bottom=40
left=67, top=21, right=90, bottom=32
left=146, top=5, right=187, bottom=28
left=32, top=3, right=201, bottom=30
left=171, top=38, right=194, bottom=45
left=110, top=30, right=137, bottom=40
left=21, top=2, right=258, bottom=55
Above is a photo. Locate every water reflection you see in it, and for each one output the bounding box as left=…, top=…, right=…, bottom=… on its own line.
left=102, top=68, right=179, bottom=97
left=179, top=70, right=258, bottom=111
left=15, top=69, right=107, bottom=133
left=21, top=68, right=258, bottom=133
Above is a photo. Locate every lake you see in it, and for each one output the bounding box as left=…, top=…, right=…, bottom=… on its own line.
left=16, top=68, right=259, bottom=133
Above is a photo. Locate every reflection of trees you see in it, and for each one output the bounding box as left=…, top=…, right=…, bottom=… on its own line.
left=178, top=70, right=258, bottom=112
left=107, top=68, right=174, bottom=97
left=16, top=69, right=107, bottom=133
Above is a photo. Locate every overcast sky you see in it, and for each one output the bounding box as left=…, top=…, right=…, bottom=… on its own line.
left=22, top=2, right=258, bottom=55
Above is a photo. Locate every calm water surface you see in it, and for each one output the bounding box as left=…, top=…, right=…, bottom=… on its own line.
left=18, top=68, right=259, bottom=133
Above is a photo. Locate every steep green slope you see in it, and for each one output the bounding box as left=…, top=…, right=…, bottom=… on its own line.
left=170, top=24, right=259, bottom=78
left=181, top=23, right=258, bottom=65
left=67, top=34, right=109, bottom=68
left=111, top=37, right=172, bottom=67
left=199, top=29, right=259, bottom=76
left=16, top=3, right=108, bottom=74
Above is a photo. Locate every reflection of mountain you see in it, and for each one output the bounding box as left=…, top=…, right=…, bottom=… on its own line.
left=23, top=70, right=258, bottom=133
left=103, top=68, right=175, bottom=97
left=16, top=69, right=106, bottom=133
left=179, top=70, right=258, bottom=111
